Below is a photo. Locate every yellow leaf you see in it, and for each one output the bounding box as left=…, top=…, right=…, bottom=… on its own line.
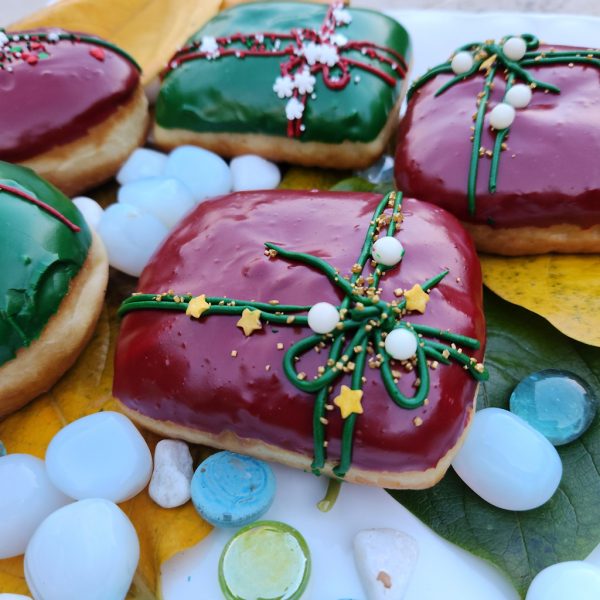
left=279, top=166, right=349, bottom=190
left=11, top=0, right=221, bottom=84
left=0, top=284, right=212, bottom=597
left=481, top=254, right=600, bottom=347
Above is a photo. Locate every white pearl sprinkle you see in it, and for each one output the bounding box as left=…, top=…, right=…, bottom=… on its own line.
left=489, top=103, right=516, bottom=130
left=307, top=302, right=340, bottom=334
left=451, top=51, right=474, bottom=75
left=371, top=236, right=404, bottom=267
left=503, top=36, right=527, bottom=61
left=385, top=329, right=418, bottom=361
left=504, top=83, right=533, bottom=108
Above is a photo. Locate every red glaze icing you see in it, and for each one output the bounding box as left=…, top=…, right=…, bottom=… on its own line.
left=0, top=30, right=139, bottom=162
left=395, top=45, right=600, bottom=228
left=113, top=191, right=485, bottom=474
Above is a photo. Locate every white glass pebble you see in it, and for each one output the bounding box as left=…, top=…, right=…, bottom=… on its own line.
left=117, top=177, right=195, bottom=229
left=308, top=302, right=340, bottom=334
left=354, top=529, right=418, bottom=600
left=230, top=155, right=281, bottom=192
left=97, top=203, right=168, bottom=277
left=371, top=236, right=404, bottom=267
left=25, top=499, right=139, bottom=600
left=0, top=455, right=71, bottom=559
left=164, top=145, right=232, bottom=202
left=489, top=103, right=516, bottom=130
left=503, top=36, right=528, bottom=61
left=116, top=148, right=167, bottom=185
left=385, top=329, right=418, bottom=361
left=504, top=84, right=533, bottom=109
left=71, top=196, right=104, bottom=230
left=45, top=411, right=152, bottom=503
left=452, top=408, right=562, bottom=511
left=451, top=51, right=474, bottom=75
left=149, top=440, right=194, bottom=509
left=526, top=561, right=600, bottom=600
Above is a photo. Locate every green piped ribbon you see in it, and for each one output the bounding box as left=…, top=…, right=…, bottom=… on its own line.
left=407, top=34, right=600, bottom=215
left=119, top=192, right=488, bottom=478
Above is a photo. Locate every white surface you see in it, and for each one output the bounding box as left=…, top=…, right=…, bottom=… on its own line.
left=25, top=499, right=139, bottom=600
left=162, top=11, right=600, bottom=600
left=45, top=412, right=152, bottom=503
left=452, top=408, right=562, bottom=511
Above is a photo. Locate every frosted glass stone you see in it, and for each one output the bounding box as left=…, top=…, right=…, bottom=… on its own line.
left=97, top=203, right=168, bottom=277
left=117, top=177, right=195, bottom=229
left=354, top=529, right=418, bottom=600
left=149, top=439, right=193, bottom=509
left=230, top=155, right=281, bottom=191
left=308, top=302, right=340, bottom=334
left=385, top=329, right=418, bottom=361
left=526, top=561, right=600, bottom=600
left=46, top=411, right=152, bottom=503
left=25, top=499, right=139, bottom=600
left=165, top=146, right=232, bottom=201
left=71, top=196, right=104, bottom=230
left=0, top=454, right=71, bottom=559
left=489, top=103, right=516, bottom=129
left=0, top=595, right=33, bottom=600
left=452, top=408, right=562, bottom=511
left=451, top=51, right=474, bottom=74
left=116, top=148, right=167, bottom=185
left=356, top=154, right=395, bottom=185
left=510, top=369, right=597, bottom=446
left=503, top=36, right=528, bottom=61
left=371, top=236, right=404, bottom=266
left=505, top=84, right=533, bottom=109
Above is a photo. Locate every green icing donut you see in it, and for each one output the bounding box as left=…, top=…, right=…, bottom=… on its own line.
left=155, top=2, right=411, bottom=144
left=0, top=161, right=91, bottom=367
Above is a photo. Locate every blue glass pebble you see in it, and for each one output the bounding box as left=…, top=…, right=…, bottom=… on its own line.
left=510, top=369, right=597, bottom=446
left=191, top=451, right=275, bottom=528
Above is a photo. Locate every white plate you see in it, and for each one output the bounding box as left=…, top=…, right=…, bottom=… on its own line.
left=162, top=10, right=600, bottom=600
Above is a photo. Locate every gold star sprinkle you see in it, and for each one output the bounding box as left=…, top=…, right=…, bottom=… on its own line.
left=236, top=308, right=262, bottom=336
left=333, top=385, right=364, bottom=419
left=186, top=294, right=211, bottom=318
left=404, top=284, right=430, bottom=314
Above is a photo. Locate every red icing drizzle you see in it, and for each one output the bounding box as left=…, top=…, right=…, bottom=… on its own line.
left=0, top=182, right=80, bottom=232
left=113, top=191, right=486, bottom=474
left=0, top=30, right=140, bottom=162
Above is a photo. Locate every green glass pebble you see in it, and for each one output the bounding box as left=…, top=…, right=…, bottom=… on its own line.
left=510, top=369, right=597, bottom=446
left=0, top=441, right=6, bottom=457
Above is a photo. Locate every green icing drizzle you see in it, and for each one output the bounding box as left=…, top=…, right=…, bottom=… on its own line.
left=0, top=161, right=91, bottom=366
left=119, top=192, right=488, bottom=478
left=408, top=34, right=600, bottom=215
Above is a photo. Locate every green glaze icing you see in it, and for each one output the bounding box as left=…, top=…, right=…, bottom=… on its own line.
left=408, top=34, right=600, bottom=215
left=0, top=161, right=91, bottom=366
left=119, top=192, right=488, bottom=478
left=155, top=2, right=410, bottom=143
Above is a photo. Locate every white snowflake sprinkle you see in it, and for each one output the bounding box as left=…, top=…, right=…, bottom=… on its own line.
left=302, top=42, right=339, bottom=67
left=273, top=75, right=295, bottom=99
left=293, top=68, right=316, bottom=94
left=200, top=36, right=220, bottom=59
left=285, top=97, right=305, bottom=120
left=331, top=33, right=348, bottom=47
left=255, top=34, right=264, bottom=44
left=333, top=7, right=352, bottom=26
left=311, top=93, right=317, bottom=100
left=47, top=32, right=60, bottom=43
left=0, top=32, right=9, bottom=46
left=12, top=35, right=19, bottom=42
left=354, top=75, right=361, bottom=83
left=300, top=124, right=306, bottom=131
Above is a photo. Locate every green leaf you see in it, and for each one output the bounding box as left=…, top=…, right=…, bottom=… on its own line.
left=390, top=290, right=600, bottom=598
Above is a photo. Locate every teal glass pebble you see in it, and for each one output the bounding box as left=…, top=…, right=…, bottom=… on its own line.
left=510, top=369, right=597, bottom=446
left=0, top=441, right=6, bottom=457
left=191, top=451, right=276, bottom=528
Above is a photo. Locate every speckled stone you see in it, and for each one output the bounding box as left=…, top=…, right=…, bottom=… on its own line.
left=510, top=369, right=597, bottom=446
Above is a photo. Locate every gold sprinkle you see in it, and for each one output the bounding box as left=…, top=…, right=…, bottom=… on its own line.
left=286, top=316, right=295, bottom=324
left=413, top=417, right=423, bottom=427
left=320, top=417, right=329, bottom=425
left=268, top=299, right=279, bottom=305
left=230, top=350, right=238, bottom=357
left=265, top=364, right=271, bottom=371
left=442, top=349, right=450, bottom=359
left=297, top=372, right=307, bottom=381
left=323, top=441, right=329, bottom=448
left=277, top=343, right=284, bottom=350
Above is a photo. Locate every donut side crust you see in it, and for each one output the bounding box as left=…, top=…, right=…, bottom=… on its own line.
left=0, top=232, right=108, bottom=417
left=153, top=92, right=404, bottom=170
left=19, top=85, right=149, bottom=197
left=116, top=393, right=476, bottom=490
left=464, top=222, right=600, bottom=255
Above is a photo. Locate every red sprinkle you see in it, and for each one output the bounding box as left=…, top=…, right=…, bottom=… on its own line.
left=27, top=55, right=39, bottom=66
left=89, top=47, right=105, bottom=61
left=30, top=42, right=42, bottom=50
